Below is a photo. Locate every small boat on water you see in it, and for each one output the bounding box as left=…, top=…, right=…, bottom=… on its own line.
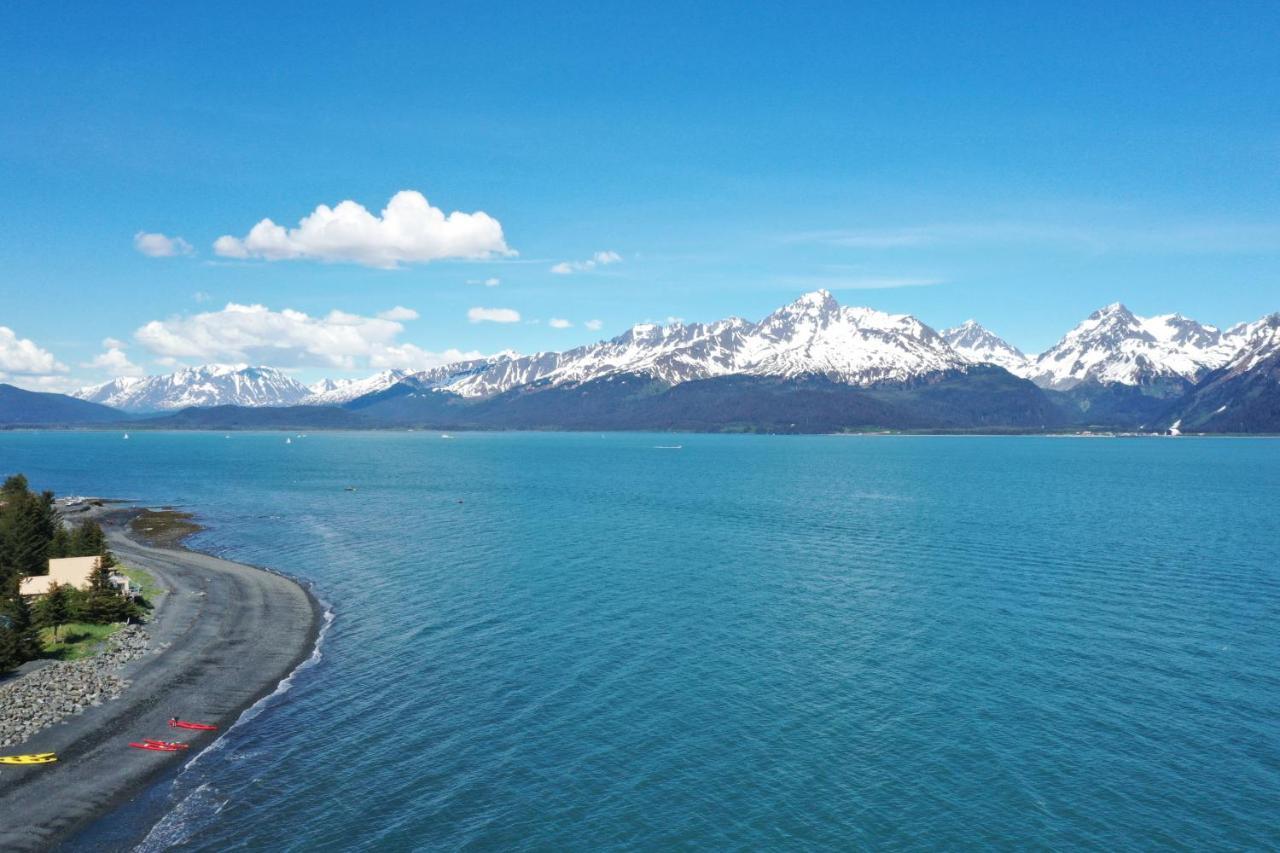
left=285, top=437, right=292, bottom=445
left=344, top=486, right=357, bottom=492
left=123, top=433, right=130, bottom=440
left=440, top=434, right=454, bottom=439
left=655, top=444, right=683, bottom=450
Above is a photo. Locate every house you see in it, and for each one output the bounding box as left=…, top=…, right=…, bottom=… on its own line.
left=19, top=556, right=131, bottom=598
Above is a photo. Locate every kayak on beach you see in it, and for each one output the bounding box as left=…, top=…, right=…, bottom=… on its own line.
left=169, top=719, right=218, bottom=731
left=129, top=742, right=185, bottom=752
left=0, top=753, right=58, bottom=765
left=143, top=739, right=189, bottom=749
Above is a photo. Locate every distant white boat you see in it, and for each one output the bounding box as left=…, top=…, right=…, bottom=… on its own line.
left=440, top=434, right=454, bottom=440
left=286, top=437, right=292, bottom=445
left=655, top=444, right=682, bottom=450
left=123, top=433, right=129, bottom=440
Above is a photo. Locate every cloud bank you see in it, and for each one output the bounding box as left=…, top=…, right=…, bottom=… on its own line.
left=0, top=326, right=66, bottom=376
left=214, top=190, right=513, bottom=268
left=134, top=303, right=479, bottom=371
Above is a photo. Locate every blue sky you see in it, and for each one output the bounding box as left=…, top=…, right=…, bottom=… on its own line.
left=2, top=1, right=1278, bottom=389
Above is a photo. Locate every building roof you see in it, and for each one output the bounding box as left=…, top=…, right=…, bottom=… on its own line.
left=19, top=555, right=103, bottom=596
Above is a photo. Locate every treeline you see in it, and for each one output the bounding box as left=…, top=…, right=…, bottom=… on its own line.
left=0, top=474, right=138, bottom=671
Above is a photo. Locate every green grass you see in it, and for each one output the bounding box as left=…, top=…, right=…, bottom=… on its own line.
left=120, top=564, right=163, bottom=601
left=40, top=622, right=122, bottom=661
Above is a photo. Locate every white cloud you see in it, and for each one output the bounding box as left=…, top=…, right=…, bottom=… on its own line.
left=467, top=277, right=501, bottom=287
left=102, top=337, right=126, bottom=350
left=550, top=250, right=622, bottom=275
left=378, top=306, right=419, bottom=321
left=584, top=319, right=603, bottom=331
left=666, top=316, right=685, bottom=325
left=134, top=231, right=194, bottom=258
left=214, top=190, right=514, bottom=268
left=84, top=346, right=144, bottom=377
left=467, top=307, right=521, bottom=324
left=134, top=302, right=469, bottom=371
left=548, top=318, right=572, bottom=329
left=0, top=326, right=66, bottom=376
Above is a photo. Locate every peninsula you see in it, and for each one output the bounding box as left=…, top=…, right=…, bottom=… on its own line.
left=0, top=502, right=323, bottom=850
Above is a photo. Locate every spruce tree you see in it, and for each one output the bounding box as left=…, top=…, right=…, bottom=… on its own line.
left=49, top=525, right=71, bottom=559
left=84, top=560, right=128, bottom=624
left=0, top=587, right=42, bottom=662
left=36, top=582, right=71, bottom=641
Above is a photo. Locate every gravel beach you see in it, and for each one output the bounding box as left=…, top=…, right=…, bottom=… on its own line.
left=0, top=506, right=322, bottom=850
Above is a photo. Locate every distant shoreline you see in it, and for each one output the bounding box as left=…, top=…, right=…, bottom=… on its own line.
left=0, top=503, right=323, bottom=851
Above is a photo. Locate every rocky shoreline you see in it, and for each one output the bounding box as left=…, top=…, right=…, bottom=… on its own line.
left=0, top=624, right=154, bottom=748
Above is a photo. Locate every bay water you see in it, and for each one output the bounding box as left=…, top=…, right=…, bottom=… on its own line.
left=2, top=432, right=1277, bottom=850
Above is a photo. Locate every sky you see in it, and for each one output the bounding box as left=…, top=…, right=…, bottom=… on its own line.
left=2, top=1, right=1279, bottom=391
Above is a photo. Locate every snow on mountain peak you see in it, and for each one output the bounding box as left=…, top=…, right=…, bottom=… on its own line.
left=73, top=364, right=311, bottom=411
left=416, top=291, right=967, bottom=399
left=941, top=321, right=1031, bottom=376
left=1030, top=304, right=1232, bottom=390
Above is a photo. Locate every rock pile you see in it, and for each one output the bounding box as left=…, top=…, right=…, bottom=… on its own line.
left=0, top=624, right=152, bottom=747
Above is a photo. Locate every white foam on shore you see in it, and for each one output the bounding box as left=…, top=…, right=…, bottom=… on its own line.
left=133, top=584, right=335, bottom=852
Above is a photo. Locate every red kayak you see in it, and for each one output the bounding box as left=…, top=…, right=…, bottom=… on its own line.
left=144, top=739, right=189, bottom=750
left=169, top=720, right=218, bottom=731
left=130, top=742, right=184, bottom=752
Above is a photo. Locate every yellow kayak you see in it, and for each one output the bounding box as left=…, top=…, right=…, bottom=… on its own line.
left=0, top=753, right=57, bottom=765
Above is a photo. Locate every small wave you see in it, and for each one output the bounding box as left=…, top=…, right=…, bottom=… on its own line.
left=132, top=587, right=335, bottom=849
left=133, top=782, right=228, bottom=852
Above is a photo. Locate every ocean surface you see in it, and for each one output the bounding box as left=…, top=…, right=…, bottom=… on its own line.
left=2, top=431, right=1278, bottom=850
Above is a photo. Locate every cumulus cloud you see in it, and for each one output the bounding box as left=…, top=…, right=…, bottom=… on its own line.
left=378, top=306, right=419, bottom=321
left=548, top=318, right=572, bottom=329
left=134, top=303, right=471, bottom=371
left=214, top=190, right=514, bottom=268
left=134, top=231, right=194, bottom=257
left=467, top=307, right=522, bottom=324
left=550, top=250, right=622, bottom=275
left=84, top=346, right=144, bottom=377
left=0, top=326, right=66, bottom=376
left=584, top=319, right=603, bottom=331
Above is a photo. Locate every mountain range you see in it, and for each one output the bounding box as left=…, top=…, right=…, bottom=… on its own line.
left=2, top=291, right=1273, bottom=432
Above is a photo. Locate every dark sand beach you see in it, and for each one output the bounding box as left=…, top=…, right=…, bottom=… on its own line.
left=0, top=506, right=322, bottom=850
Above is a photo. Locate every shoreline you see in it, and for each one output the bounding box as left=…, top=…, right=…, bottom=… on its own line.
left=0, top=504, right=324, bottom=851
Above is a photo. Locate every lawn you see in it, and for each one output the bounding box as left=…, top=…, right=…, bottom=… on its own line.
left=120, top=564, right=163, bottom=602
left=40, top=622, right=122, bottom=661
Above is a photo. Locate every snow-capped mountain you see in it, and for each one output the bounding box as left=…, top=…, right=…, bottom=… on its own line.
left=74, top=365, right=312, bottom=411
left=1028, top=303, right=1240, bottom=390
left=415, top=290, right=969, bottom=398
left=941, top=321, right=1031, bottom=376
left=304, top=369, right=413, bottom=405
left=1165, top=313, right=1280, bottom=432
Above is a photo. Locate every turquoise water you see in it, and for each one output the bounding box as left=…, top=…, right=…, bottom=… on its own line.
left=3, top=432, right=1278, bottom=850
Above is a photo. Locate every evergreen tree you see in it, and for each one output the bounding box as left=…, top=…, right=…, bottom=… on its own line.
left=71, top=520, right=109, bottom=560
left=1, top=474, right=29, bottom=496
left=49, top=525, right=71, bottom=559
left=0, top=586, right=42, bottom=664
left=35, top=582, right=70, bottom=640
left=83, top=560, right=129, bottom=624
left=0, top=486, right=56, bottom=587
